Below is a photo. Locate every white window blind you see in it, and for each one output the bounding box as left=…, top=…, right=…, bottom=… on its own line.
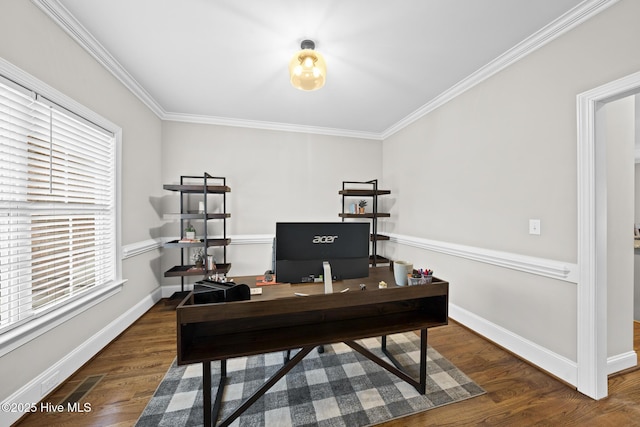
left=0, top=78, right=116, bottom=333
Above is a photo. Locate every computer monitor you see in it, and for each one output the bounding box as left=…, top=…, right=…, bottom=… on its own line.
left=275, top=222, right=370, bottom=283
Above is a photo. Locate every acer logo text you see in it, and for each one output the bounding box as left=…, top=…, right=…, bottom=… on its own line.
left=312, top=235, right=338, bottom=244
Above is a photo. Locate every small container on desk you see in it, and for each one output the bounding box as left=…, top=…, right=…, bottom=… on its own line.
left=408, top=275, right=433, bottom=286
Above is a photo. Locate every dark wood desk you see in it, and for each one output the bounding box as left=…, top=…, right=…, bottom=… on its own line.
left=177, top=267, right=448, bottom=427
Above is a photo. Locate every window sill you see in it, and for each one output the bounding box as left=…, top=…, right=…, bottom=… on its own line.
left=0, top=280, right=126, bottom=358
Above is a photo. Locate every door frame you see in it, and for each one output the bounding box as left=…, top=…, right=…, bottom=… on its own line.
left=577, top=70, right=640, bottom=399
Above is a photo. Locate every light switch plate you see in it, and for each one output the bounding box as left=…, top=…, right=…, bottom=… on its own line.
left=529, top=219, right=541, bottom=235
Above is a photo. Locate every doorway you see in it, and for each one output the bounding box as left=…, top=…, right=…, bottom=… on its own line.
left=577, top=71, right=640, bottom=400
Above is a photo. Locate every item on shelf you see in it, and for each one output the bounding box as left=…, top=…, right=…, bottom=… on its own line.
left=206, top=255, right=217, bottom=271
left=185, top=223, right=196, bottom=240
left=358, top=199, right=367, bottom=214
left=192, top=248, right=205, bottom=268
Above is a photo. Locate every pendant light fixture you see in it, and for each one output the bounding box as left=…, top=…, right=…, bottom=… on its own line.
left=289, top=39, right=326, bottom=91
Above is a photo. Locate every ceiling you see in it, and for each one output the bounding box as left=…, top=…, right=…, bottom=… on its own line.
left=38, top=0, right=598, bottom=139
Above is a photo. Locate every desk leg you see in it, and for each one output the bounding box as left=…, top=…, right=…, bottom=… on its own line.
left=203, top=361, right=211, bottom=427
left=418, top=328, right=427, bottom=394
left=212, top=360, right=227, bottom=426
left=203, top=360, right=228, bottom=427
left=217, top=346, right=315, bottom=427
left=349, top=329, right=428, bottom=394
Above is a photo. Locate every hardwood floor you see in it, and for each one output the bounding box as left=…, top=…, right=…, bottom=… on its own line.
left=14, top=303, right=640, bottom=427
left=14, top=302, right=178, bottom=427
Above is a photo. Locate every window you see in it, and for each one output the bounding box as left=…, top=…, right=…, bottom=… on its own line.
left=0, top=76, right=117, bottom=334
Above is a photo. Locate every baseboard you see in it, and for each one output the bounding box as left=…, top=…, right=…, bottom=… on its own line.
left=450, top=303, right=637, bottom=385
left=607, top=350, right=638, bottom=375
left=0, top=287, right=163, bottom=427
left=449, top=303, right=579, bottom=386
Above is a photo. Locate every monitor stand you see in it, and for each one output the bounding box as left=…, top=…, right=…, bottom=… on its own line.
left=323, top=261, right=333, bottom=294
left=286, top=263, right=333, bottom=361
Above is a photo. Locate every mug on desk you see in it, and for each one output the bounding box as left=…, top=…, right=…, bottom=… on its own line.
left=393, top=260, right=413, bottom=286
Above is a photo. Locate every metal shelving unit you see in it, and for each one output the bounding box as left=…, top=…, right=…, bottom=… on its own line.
left=339, top=179, right=391, bottom=266
left=163, top=173, right=231, bottom=300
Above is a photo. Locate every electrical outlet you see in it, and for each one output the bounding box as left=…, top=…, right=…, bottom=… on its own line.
left=529, top=219, right=541, bottom=235
left=41, top=371, right=59, bottom=396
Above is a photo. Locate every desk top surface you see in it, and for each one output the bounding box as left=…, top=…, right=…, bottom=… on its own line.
left=227, top=266, right=445, bottom=302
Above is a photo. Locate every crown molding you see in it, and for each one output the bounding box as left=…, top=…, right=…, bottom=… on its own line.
left=380, top=0, right=619, bottom=139
left=163, top=112, right=383, bottom=140
left=31, top=0, right=166, bottom=118
left=33, top=0, right=617, bottom=141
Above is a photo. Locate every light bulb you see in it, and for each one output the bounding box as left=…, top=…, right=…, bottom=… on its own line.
left=303, top=56, right=314, bottom=68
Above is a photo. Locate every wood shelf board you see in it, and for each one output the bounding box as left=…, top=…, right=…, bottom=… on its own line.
left=339, top=189, right=391, bottom=196
left=163, top=184, right=230, bottom=193
left=339, top=213, right=391, bottom=218
left=163, top=213, right=230, bottom=220
left=370, top=234, right=390, bottom=241
left=164, top=238, right=231, bottom=248
left=164, top=263, right=232, bottom=277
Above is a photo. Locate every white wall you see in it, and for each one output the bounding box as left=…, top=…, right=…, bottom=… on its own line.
left=382, top=0, right=640, bottom=376
left=160, top=121, right=382, bottom=278
left=0, top=0, right=164, bottom=416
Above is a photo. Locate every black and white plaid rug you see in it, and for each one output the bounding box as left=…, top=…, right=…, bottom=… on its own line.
left=136, top=332, right=484, bottom=427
